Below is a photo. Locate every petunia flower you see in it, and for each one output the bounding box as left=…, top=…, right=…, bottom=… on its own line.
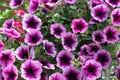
left=90, top=0, right=103, bottom=9
left=56, top=50, right=74, bottom=69
left=103, top=26, right=119, bottom=44
left=94, top=49, right=112, bottom=69
left=50, top=23, right=66, bottom=38
left=2, top=64, right=18, bottom=80
left=71, top=18, right=88, bottom=34
left=115, top=66, right=120, bottom=79
left=22, top=14, right=42, bottom=31
left=40, top=71, right=48, bottom=80
left=24, top=29, right=43, bottom=46
left=105, top=0, right=120, bottom=7
left=3, top=19, right=14, bottom=29
left=61, top=32, right=78, bottom=51
left=0, top=40, right=4, bottom=52
left=116, top=50, right=120, bottom=64
left=21, top=60, right=42, bottom=80
left=89, top=18, right=100, bottom=24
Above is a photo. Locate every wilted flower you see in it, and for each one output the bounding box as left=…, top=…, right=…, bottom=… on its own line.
left=111, top=8, right=120, bottom=26
left=9, top=0, right=24, bottom=9
left=21, top=60, right=42, bottom=80
left=91, top=4, right=109, bottom=22
left=15, top=45, right=29, bottom=60
left=50, top=23, right=66, bottom=38
left=71, top=18, right=88, bottom=34
left=49, top=72, right=66, bottom=80
left=94, top=49, right=112, bottom=69
left=56, top=50, right=74, bottom=69
left=2, top=64, right=18, bottom=80
left=61, top=32, right=78, bottom=51
left=24, top=29, right=43, bottom=46
left=92, top=30, right=106, bottom=43
left=0, top=50, right=15, bottom=67
left=22, top=14, right=42, bottom=31
left=103, top=26, right=119, bottom=44
left=3, top=19, right=14, bottom=29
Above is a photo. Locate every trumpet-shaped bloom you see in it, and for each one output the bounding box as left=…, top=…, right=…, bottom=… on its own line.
left=21, top=60, right=42, bottom=80
left=0, top=50, right=15, bottom=67
left=56, top=50, right=74, bottom=69
left=92, top=30, right=106, bottom=43
left=94, top=49, right=112, bottom=69
left=61, top=32, right=78, bottom=51
left=22, top=14, right=42, bottom=31
left=111, top=8, right=120, bottom=26
left=91, top=4, right=109, bottom=22
left=40, top=71, right=48, bottom=80
left=105, top=0, right=120, bottom=7
left=15, top=45, right=29, bottom=60
left=24, top=29, right=43, bottom=46
left=89, top=18, right=100, bottom=24
left=3, top=19, right=14, bottom=29
left=9, top=0, right=24, bottom=9
left=49, top=72, right=66, bottom=80
left=103, top=26, right=119, bottom=44
left=2, top=64, right=18, bottom=80
left=90, top=0, right=103, bottom=9
left=71, top=18, right=88, bottom=34
left=50, top=23, right=66, bottom=38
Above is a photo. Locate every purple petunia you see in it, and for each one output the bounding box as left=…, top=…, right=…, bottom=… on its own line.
left=89, top=18, right=100, bottom=24
left=15, top=45, right=29, bottom=60
left=3, top=19, right=14, bottom=29
left=9, top=0, right=24, bottom=9
left=71, top=18, right=89, bottom=34
left=28, top=0, right=41, bottom=14
left=94, top=49, right=112, bottom=69
left=0, top=50, right=15, bottom=67
left=63, top=66, right=80, bottom=80
left=105, top=0, right=120, bottom=7
left=50, top=23, right=66, bottom=38
left=61, top=32, right=78, bottom=51
left=115, top=66, right=120, bottom=79
left=47, top=0, right=61, bottom=6
left=103, top=26, right=119, bottom=44
left=116, top=50, right=120, bottom=64
left=0, top=40, right=4, bottom=52
left=2, top=64, right=18, bottom=80
left=111, top=8, right=120, bottom=26
left=81, top=60, right=102, bottom=80
left=22, top=14, right=42, bottom=31
left=64, top=0, right=76, bottom=4
left=56, top=50, right=74, bottom=69
left=92, top=30, right=106, bottom=43
left=90, top=0, right=103, bottom=9
left=49, top=72, right=66, bottom=80
left=43, top=40, right=56, bottom=57
left=40, top=71, right=48, bottom=80
left=21, top=60, right=42, bottom=80
left=91, top=4, right=109, bottom=22
left=24, top=29, right=43, bottom=46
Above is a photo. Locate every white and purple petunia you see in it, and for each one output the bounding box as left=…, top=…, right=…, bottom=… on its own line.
left=56, top=50, right=74, bottom=69
left=71, top=18, right=89, bottom=34
left=115, top=66, right=120, bottom=79
left=105, top=0, right=120, bottom=7
left=50, top=23, right=66, bottom=38
left=90, top=0, right=103, bottom=9
left=2, top=64, right=18, bottom=80
left=40, top=71, right=48, bottom=80
left=116, top=50, right=120, bottom=64
left=24, top=29, right=43, bottom=46
left=22, top=14, right=42, bottom=31
left=3, top=18, right=14, bottom=29
left=9, top=0, right=24, bottom=9
left=21, top=60, right=42, bottom=80
left=0, top=40, right=4, bottom=52
left=61, top=32, right=78, bottom=51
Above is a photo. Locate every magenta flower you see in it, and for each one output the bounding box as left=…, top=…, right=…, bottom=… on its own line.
left=105, top=0, right=120, bottom=7
left=43, top=40, right=56, bottom=57
left=47, top=0, right=61, bottom=6
left=24, top=29, right=43, bottom=46
left=116, top=50, right=120, bottom=64
left=71, top=18, right=88, bottom=34
left=103, top=26, right=119, bottom=44
left=63, top=66, right=80, bottom=80
left=0, top=50, right=15, bottom=67
left=38, top=59, right=55, bottom=70
left=15, top=45, right=29, bottom=60
left=90, top=0, right=103, bottom=9
left=28, top=0, right=41, bottom=14
left=2, top=64, right=18, bottom=80
left=91, top=4, right=109, bottom=22
left=89, top=18, right=100, bottom=24
left=64, top=0, right=76, bottom=4
left=22, top=14, right=42, bottom=31
left=3, top=19, right=14, bottom=29
left=21, top=60, right=42, bottom=80
left=94, top=49, right=112, bottom=69
left=9, top=0, right=24, bottom=9
left=40, top=71, right=48, bottom=80
left=49, top=72, right=66, bottom=80
left=50, top=23, right=66, bottom=38
left=56, top=50, right=74, bottom=69
left=92, top=30, right=106, bottom=43
left=81, top=60, right=102, bottom=80
left=115, top=66, right=120, bottom=79
left=111, top=8, right=120, bottom=26
left=0, top=40, right=4, bottom=52
left=61, top=32, right=78, bottom=51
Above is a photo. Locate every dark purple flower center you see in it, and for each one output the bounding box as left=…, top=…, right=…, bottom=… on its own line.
left=31, top=36, right=39, bottom=43
left=91, top=45, right=99, bottom=52
left=64, top=37, right=74, bottom=48
left=110, top=0, right=118, bottom=4
left=113, top=14, right=120, bottom=21
left=6, top=22, right=12, bottom=29
left=60, top=54, right=71, bottom=65
left=87, top=65, right=96, bottom=75
left=106, top=30, right=115, bottom=40
left=50, top=0, right=58, bottom=3
left=95, top=34, right=103, bottom=42
left=96, top=11, right=104, bottom=18
left=2, top=54, right=9, bottom=60
left=8, top=71, right=16, bottom=79
left=26, top=67, right=34, bottom=75
left=83, top=48, right=89, bottom=55
left=66, top=71, right=78, bottom=80
left=54, top=27, right=62, bottom=35
left=20, top=49, right=28, bottom=59
left=14, top=0, right=22, bottom=6
left=40, top=60, right=47, bottom=66
left=75, top=22, right=84, bottom=30
left=45, top=44, right=53, bottom=53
